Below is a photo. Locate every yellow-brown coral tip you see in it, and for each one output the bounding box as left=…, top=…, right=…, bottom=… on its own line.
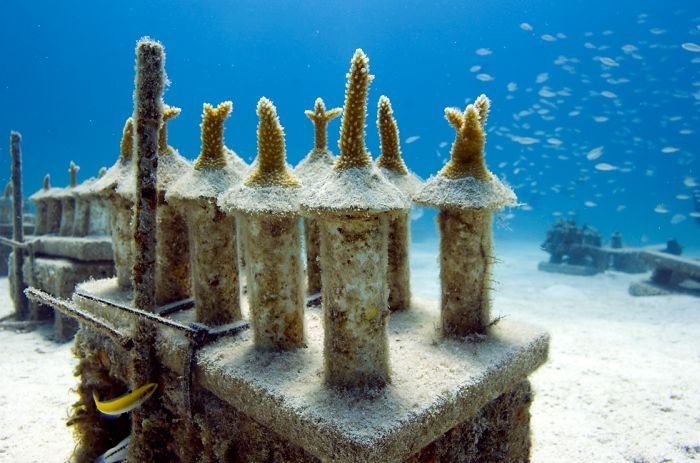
left=336, top=49, right=374, bottom=169
left=245, top=97, right=299, bottom=187
left=440, top=102, right=490, bottom=181
left=119, top=117, right=134, bottom=162
left=376, top=95, right=407, bottom=174
left=194, top=101, right=232, bottom=170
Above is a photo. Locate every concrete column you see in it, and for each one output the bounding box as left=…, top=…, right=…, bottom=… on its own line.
left=320, top=213, right=390, bottom=389
left=242, top=214, right=304, bottom=350
left=439, top=208, right=492, bottom=337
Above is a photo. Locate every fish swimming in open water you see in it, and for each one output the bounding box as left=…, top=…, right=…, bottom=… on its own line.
left=93, top=383, right=157, bottom=416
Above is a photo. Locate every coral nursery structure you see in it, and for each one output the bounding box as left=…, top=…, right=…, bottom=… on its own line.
left=29, top=39, right=549, bottom=463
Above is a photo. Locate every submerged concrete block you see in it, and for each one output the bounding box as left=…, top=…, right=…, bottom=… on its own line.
left=29, top=235, right=114, bottom=262
left=73, top=278, right=548, bottom=463
left=24, top=257, right=114, bottom=341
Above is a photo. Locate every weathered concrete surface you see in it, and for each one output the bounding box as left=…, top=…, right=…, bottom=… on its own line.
left=74, top=278, right=548, bottom=463
left=28, top=236, right=113, bottom=262
left=23, top=257, right=114, bottom=341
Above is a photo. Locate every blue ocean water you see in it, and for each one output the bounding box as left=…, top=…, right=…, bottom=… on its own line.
left=1, top=0, right=698, bottom=248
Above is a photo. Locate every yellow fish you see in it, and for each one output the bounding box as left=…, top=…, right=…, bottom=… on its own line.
left=93, top=383, right=157, bottom=416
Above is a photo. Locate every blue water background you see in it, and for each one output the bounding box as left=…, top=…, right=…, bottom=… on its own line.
left=1, top=0, right=698, bottom=248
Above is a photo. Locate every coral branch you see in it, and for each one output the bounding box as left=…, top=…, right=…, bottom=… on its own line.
left=336, top=49, right=374, bottom=169
left=120, top=117, right=134, bottom=162
left=305, top=97, right=341, bottom=151
left=246, top=97, right=299, bottom=187
left=158, top=105, right=181, bottom=155
left=440, top=100, right=490, bottom=181
left=69, top=161, right=80, bottom=187
left=42, top=174, right=50, bottom=190
left=376, top=96, right=407, bottom=174
left=194, top=101, right=232, bottom=170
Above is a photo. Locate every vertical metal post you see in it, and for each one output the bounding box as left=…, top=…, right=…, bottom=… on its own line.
left=9, top=131, right=28, bottom=320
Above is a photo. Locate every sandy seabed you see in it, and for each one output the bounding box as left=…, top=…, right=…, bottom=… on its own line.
left=0, top=240, right=698, bottom=463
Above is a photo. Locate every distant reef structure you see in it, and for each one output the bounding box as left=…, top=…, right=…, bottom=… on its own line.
left=19, top=39, right=549, bottom=463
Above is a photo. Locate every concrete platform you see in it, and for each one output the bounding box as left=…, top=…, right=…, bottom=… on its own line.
left=28, top=235, right=113, bottom=262
left=74, top=277, right=549, bottom=463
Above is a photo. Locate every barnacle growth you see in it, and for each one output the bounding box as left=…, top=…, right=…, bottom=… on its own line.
left=219, top=97, right=304, bottom=350
left=167, top=100, right=244, bottom=326
left=375, top=96, right=423, bottom=311
left=295, top=97, right=341, bottom=297
left=414, top=94, right=516, bottom=337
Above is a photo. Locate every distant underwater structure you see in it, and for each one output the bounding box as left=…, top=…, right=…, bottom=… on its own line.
left=21, top=39, right=549, bottom=462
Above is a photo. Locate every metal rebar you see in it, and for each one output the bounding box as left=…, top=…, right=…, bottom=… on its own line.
left=24, top=287, right=133, bottom=350
left=9, top=132, right=29, bottom=320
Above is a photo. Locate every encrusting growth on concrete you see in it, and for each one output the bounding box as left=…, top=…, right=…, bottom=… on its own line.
left=375, top=96, right=422, bottom=311
left=335, top=49, right=374, bottom=170
left=167, top=100, right=244, bottom=326
left=220, top=97, right=304, bottom=350
left=300, top=50, right=409, bottom=390
left=414, top=94, right=516, bottom=337
left=295, top=97, right=342, bottom=297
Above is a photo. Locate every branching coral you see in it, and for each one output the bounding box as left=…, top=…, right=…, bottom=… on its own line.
left=245, top=97, right=299, bottom=188
left=194, top=101, right=232, bottom=170
left=119, top=118, right=134, bottom=162
left=157, top=105, right=181, bottom=156
left=376, top=96, right=408, bottom=175
left=69, top=161, right=80, bottom=187
left=335, top=49, right=374, bottom=170
left=305, top=98, right=341, bottom=151
left=440, top=94, right=491, bottom=181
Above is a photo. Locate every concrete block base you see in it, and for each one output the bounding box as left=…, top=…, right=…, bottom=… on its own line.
left=23, top=257, right=114, bottom=341
left=70, top=278, right=548, bottom=463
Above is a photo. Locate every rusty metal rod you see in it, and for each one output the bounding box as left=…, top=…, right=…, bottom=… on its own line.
left=24, top=287, right=133, bottom=350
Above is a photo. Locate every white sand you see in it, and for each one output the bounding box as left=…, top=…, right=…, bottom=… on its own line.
left=1, top=240, right=699, bottom=462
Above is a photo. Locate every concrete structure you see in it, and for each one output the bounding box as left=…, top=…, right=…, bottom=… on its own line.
left=33, top=43, right=548, bottom=463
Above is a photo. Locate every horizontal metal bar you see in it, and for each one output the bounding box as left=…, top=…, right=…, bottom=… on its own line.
left=24, top=287, right=133, bottom=350
left=74, top=290, right=198, bottom=337
left=0, top=236, right=27, bottom=249
left=156, top=297, right=195, bottom=316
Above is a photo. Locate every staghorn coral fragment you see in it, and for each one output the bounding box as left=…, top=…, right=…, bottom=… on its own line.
left=305, top=97, right=341, bottom=152
left=69, top=161, right=80, bottom=188
left=245, top=97, right=299, bottom=188
left=43, top=174, right=50, bottom=190
left=157, top=105, right=181, bottom=156
left=335, top=49, right=374, bottom=170
left=194, top=101, right=232, bottom=170
left=376, top=95, right=408, bottom=175
left=119, top=118, right=134, bottom=162
left=440, top=103, right=490, bottom=181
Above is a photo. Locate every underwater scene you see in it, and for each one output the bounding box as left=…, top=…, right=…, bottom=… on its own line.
left=0, top=1, right=698, bottom=462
